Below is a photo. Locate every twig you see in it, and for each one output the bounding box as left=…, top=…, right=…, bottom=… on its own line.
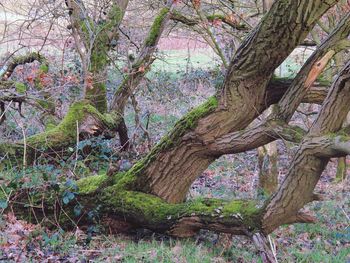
left=0, top=100, right=13, bottom=121
left=73, top=120, right=79, bottom=174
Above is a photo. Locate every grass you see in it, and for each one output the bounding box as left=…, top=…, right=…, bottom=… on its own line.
left=151, top=49, right=220, bottom=73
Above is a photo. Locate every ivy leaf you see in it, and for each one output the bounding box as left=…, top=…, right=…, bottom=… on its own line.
left=0, top=200, right=8, bottom=209
left=62, top=196, right=70, bottom=205
left=74, top=204, right=83, bottom=216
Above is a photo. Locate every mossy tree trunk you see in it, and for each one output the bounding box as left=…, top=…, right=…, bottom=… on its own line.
left=66, top=0, right=129, bottom=113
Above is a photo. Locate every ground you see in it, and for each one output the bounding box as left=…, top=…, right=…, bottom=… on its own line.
left=0, top=144, right=349, bottom=262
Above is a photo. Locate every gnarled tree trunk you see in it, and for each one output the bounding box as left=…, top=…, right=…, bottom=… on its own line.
left=3, top=2, right=350, bottom=263
left=130, top=0, right=340, bottom=203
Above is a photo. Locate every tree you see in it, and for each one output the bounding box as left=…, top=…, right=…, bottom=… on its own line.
left=1, top=1, right=350, bottom=262
left=1, top=0, right=173, bottom=163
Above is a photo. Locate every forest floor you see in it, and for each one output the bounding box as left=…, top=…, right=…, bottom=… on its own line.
left=0, top=146, right=349, bottom=262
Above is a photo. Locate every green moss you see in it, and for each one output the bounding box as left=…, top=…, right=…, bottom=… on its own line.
left=145, top=8, right=169, bottom=46
left=27, top=101, right=102, bottom=149
left=328, top=131, right=348, bottom=141
left=90, top=48, right=108, bottom=74
left=112, top=96, right=219, bottom=189
left=89, top=5, right=123, bottom=73
left=207, top=14, right=225, bottom=21
left=279, top=122, right=306, bottom=143
left=77, top=174, right=108, bottom=195
left=82, top=4, right=125, bottom=112
left=45, top=123, right=56, bottom=131
left=107, top=5, right=123, bottom=25
left=102, top=185, right=261, bottom=229
left=44, top=115, right=58, bottom=131
left=0, top=188, right=6, bottom=200
left=15, top=82, right=26, bottom=93
left=175, top=96, right=218, bottom=130
left=86, top=4, right=122, bottom=112
left=13, top=52, right=42, bottom=64
left=24, top=100, right=119, bottom=153
left=39, top=63, right=49, bottom=73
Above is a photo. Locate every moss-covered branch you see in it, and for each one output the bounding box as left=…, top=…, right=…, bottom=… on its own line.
left=111, top=5, right=172, bottom=113
left=170, top=11, right=249, bottom=30
left=0, top=53, right=54, bottom=125
left=0, top=101, right=120, bottom=166
left=1, top=52, right=47, bottom=81
left=3, top=172, right=262, bottom=237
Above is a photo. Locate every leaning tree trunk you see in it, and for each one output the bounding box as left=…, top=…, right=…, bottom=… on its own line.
left=127, top=0, right=340, bottom=203
left=109, top=3, right=173, bottom=148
